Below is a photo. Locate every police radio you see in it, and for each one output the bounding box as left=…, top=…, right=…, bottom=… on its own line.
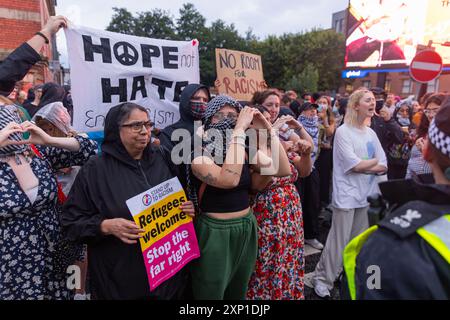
left=367, top=193, right=390, bottom=226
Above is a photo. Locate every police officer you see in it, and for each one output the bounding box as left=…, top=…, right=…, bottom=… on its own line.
left=342, top=96, right=450, bottom=299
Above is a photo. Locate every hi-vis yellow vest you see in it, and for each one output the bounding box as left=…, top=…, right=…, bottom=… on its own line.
left=343, top=214, right=450, bottom=300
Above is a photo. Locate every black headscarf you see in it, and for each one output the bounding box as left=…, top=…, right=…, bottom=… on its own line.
left=101, top=102, right=153, bottom=167
left=24, top=87, right=35, bottom=104
left=160, top=83, right=210, bottom=148
left=62, top=85, right=73, bottom=123
left=38, top=83, right=66, bottom=108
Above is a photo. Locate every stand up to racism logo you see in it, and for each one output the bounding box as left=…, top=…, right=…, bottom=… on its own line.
left=142, top=194, right=152, bottom=206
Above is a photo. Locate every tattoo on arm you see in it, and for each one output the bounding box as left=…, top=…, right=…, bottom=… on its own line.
left=225, top=168, right=240, bottom=177
left=199, top=172, right=218, bottom=185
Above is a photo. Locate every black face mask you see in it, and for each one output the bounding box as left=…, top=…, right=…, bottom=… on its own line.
left=376, top=100, right=384, bottom=113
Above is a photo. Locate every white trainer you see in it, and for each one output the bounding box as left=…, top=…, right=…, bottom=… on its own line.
left=305, top=238, right=324, bottom=250
left=74, top=293, right=87, bottom=300
left=314, top=281, right=331, bottom=298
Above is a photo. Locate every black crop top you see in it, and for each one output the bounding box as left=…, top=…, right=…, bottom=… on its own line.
left=193, top=161, right=251, bottom=213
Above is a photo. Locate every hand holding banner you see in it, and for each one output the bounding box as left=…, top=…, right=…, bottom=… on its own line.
left=215, top=48, right=266, bottom=101
left=65, top=25, right=200, bottom=132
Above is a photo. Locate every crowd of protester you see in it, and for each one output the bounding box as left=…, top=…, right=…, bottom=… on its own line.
left=0, top=16, right=449, bottom=301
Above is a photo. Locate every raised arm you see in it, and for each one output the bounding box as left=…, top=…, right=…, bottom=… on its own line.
left=20, top=121, right=97, bottom=169
left=27, top=16, right=68, bottom=54
left=0, top=16, right=68, bottom=96
left=251, top=112, right=291, bottom=177
left=292, top=137, right=313, bottom=177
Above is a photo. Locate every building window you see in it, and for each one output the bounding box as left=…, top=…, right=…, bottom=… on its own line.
left=337, top=19, right=344, bottom=33
left=401, top=79, right=412, bottom=94
left=427, top=79, right=439, bottom=93
left=362, top=80, right=371, bottom=88
left=384, top=80, right=391, bottom=93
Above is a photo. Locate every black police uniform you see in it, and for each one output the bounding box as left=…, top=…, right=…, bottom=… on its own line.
left=342, top=175, right=450, bottom=299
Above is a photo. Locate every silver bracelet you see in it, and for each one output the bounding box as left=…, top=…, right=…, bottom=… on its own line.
left=232, top=134, right=246, bottom=141
left=230, top=140, right=246, bottom=147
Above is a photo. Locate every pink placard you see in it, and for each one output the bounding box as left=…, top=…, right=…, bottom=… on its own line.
left=141, top=222, right=200, bottom=291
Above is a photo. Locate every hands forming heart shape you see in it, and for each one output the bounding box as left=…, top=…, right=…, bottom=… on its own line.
left=0, top=121, right=52, bottom=148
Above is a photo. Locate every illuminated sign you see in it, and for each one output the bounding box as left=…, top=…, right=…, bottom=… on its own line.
left=345, top=0, right=450, bottom=69
left=341, top=70, right=370, bottom=78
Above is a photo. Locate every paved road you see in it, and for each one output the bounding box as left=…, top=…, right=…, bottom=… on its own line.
left=304, top=209, right=342, bottom=300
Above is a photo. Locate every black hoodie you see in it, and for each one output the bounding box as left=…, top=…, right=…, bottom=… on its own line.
left=38, top=82, right=66, bottom=108
left=61, top=103, right=188, bottom=300
left=0, top=43, right=40, bottom=96
left=159, top=83, right=210, bottom=149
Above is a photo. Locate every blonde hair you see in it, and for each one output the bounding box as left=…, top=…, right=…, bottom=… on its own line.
left=344, top=88, right=371, bottom=127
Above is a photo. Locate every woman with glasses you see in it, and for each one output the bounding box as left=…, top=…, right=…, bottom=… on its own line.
left=188, top=95, right=291, bottom=300
left=61, top=102, right=196, bottom=300
left=406, top=93, right=448, bottom=179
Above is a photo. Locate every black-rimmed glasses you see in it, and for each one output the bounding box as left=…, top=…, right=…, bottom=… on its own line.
left=121, top=121, right=154, bottom=132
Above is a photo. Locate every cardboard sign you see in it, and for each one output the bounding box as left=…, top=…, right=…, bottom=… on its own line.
left=215, top=48, right=266, bottom=101
left=126, top=177, right=200, bottom=291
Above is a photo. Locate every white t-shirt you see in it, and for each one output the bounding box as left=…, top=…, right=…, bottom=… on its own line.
left=332, top=123, right=387, bottom=209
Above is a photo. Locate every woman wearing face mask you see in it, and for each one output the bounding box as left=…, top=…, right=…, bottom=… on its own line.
left=160, top=84, right=210, bottom=149
left=159, top=84, right=211, bottom=188
left=385, top=101, right=415, bottom=179
left=296, top=102, right=326, bottom=250
left=316, top=95, right=336, bottom=213
left=311, top=88, right=387, bottom=298
left=188, top=95, right=291, bottom=300
left=0, top=107, right=97, bottom=300
left=406, top=93, right=448, bottom=179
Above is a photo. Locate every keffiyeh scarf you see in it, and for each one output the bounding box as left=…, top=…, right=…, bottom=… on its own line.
left=202, top=95, right=243, bottom=161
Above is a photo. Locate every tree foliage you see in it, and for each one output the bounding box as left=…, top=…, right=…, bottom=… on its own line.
left=106, top=3, right=346, bottom=93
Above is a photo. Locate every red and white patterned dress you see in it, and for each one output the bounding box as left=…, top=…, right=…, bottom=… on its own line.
left=247, top=153, right=305, bottom=300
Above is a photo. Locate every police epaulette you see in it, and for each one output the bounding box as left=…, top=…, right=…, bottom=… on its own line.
left=378, top=201, right=449, bottom=239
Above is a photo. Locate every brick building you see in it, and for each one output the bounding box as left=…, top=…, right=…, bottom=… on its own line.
left=0, top=0, right=60, bottom=95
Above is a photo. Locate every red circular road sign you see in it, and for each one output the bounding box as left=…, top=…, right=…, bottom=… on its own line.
left=409, top=50, right=443, bottom=83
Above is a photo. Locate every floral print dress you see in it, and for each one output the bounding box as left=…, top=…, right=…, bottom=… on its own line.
left=247, top=153, right=305, bottom=300
left=0, top=136, right=97, bottom=300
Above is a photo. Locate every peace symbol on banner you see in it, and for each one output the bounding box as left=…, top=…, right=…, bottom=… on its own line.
left=113, top=41, right=139, bottom=66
